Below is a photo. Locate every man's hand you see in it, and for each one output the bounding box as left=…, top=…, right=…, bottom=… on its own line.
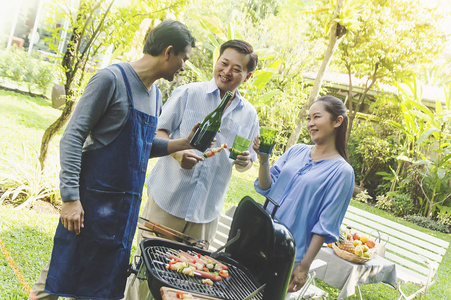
left=232, top=150, right=252, bottom=172
left=288, top=262, right=309, bottom=292
left=173, top=150, right=204, bottom=169
left=186, top=122, right=200, bottom=148
left=167, top=123, right=217, bottom=153
left=61, top=200, right=84, bottom=234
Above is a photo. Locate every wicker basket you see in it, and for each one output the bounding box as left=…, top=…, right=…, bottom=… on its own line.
left=332, top=242, right=375, bottom=264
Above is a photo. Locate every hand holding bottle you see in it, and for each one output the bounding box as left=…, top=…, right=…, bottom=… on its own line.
left=190, top=91, right=233, bottom=151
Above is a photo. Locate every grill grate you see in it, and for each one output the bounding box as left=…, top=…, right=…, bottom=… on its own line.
left=145, top=245, right=264, bottom=300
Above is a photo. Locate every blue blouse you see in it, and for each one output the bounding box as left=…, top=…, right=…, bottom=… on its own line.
left=254, top=144, right=355, bottom=262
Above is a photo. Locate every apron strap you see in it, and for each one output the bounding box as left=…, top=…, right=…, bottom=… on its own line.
left=114, top=64, right=134, bottom=108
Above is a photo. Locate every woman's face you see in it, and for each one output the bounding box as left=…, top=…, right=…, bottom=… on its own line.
left=306, top=102, right=338, bottom=145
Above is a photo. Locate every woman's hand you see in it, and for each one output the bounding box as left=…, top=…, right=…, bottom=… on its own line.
left=252, top=135, right=269, bottom=163
left=288, top=262, right=309, bottom=293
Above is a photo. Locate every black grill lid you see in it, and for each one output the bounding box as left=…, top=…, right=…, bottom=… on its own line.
left=225, top=196, right=296, bottom=299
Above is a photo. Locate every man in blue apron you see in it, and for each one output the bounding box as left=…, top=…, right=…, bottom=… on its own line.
left=28, top=20, right=197, bottom=300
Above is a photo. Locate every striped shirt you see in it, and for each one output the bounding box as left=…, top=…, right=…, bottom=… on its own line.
left=147, top=79, right=259, bottom=223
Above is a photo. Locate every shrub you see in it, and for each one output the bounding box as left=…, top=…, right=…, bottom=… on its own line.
left=0, top=47, right=57, bottom=95
left=354, top=190, right=373, bottom=203
left=404, top=215, right=450, bottom=233
left=375, top=194, right=393, bottom=211
left=0, top=144, right=60, bottom=209
left=391, top=193, right=416, bottom=216
left=437, top=211, right=451, bottom=226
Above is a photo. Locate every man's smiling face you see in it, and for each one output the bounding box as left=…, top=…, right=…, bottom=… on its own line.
left=213, top=48, right=252, bottom=96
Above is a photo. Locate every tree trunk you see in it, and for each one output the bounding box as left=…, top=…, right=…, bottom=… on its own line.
left=286, top=0, right=347, bottom=149
left=345, top=63, right=379, bottom=142
left=38, top=2, right=86, bottom=170
left=39, top=99, right=75, bottom=169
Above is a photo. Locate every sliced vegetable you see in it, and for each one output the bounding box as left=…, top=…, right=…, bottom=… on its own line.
left=219, top=269, right=229, bottom=278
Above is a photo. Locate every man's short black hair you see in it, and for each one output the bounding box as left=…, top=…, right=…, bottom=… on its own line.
left=219, top=40, right=258, bottom=73
left=143, top=20, right=195, bottom=56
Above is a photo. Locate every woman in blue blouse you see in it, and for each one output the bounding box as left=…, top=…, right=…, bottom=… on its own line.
left=253, top=95, right=355, bottom=293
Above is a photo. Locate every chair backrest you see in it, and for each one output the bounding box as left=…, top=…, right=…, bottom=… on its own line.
left=209, top=213, right=233, bottom=252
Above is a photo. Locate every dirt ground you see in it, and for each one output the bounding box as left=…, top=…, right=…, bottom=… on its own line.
left=28, top=200, right=61, bottom=215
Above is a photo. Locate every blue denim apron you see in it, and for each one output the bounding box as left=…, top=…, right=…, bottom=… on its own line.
left=45, top=64, right=159, bottom=299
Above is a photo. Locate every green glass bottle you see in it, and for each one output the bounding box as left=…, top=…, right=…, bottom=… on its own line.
left=190, top=91, right=233, bottom=152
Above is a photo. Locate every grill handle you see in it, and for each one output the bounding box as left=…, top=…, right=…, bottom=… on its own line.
left=210, top=229, right=241, bottom=258
left=263, top=197, right=280, bottom=219
left=127, top=255, right=147, bottom=286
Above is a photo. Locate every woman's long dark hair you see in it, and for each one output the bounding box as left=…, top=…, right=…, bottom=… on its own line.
left=313, top=95, right=349, bottom=161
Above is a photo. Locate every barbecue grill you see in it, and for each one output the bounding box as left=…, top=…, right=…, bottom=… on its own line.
left=138, top=196, right=296, bottom=300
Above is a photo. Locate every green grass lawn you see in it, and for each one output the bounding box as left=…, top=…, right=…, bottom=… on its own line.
left=1, top=90, right=450, bottom=299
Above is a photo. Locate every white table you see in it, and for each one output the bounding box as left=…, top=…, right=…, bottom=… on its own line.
left=315, top=246, right=397, bottom=299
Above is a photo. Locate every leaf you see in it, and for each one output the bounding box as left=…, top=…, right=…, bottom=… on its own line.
left=417, top=128, right=440, bottom=145
left=199, top=17, right=227, bottom=40
left=252, top=71, right=273, bottom=90
left=267, top=58, right=282, bottom=70
left=435, top=99, right=443, bottom=113
left=409, top=110, right=431, bottom=123
left=186, top=61, right=209, bottom=82
left=227, top=23, right=234, bottom=40
left=410, top=100, right=433, bottom=118
left=397, top=155, right=412, bottom=162
left=437, top=168, right=446, bottom=180
left=205, top=32, right=221, bottom=49
left=387, top=120, right=408, bottom=134
left=413, top=159, right=431, bottom=166
left=256, top=89, right=282, bottom=105
left=255, top=48, right=276, bottom=61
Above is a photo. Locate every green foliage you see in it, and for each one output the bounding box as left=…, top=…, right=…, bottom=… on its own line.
left=355, top=136, right=393, bottom=187
left=369, top=94, right=403, bottom=139
left=348, top=119, right=397, bottom=190
left=404, top=215, right=450, bottom=234
left=0, top=47, right=57, bottom=95
left=375, top=194, right=392, bottom=211
left=334, top=0, right=446, bottom=140
left=437, top=211, right=451, bottom=227
left=354, top=189, right=372, bottom=204
left=0, top=90, right=62, bottom=207
left=0, top=144, right=60, bottom=209
left=330, top=0, right=365, bottom=33
left=390, top=193, right=415, bottom=217
left=388, top=77, right=451, bottom=217
left=337, top=0, right=445, bottom=83
left=180, top=8, right=315, bottom=156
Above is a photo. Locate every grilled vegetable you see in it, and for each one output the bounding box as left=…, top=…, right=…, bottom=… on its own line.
left=202, top=278, right=214, bottom=286
left=219, top=269, right=229, bottom=278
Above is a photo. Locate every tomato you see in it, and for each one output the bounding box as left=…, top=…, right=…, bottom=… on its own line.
left=176, top=292, right=187, bottom=298
left=219, top=270, right=229, bottom=278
